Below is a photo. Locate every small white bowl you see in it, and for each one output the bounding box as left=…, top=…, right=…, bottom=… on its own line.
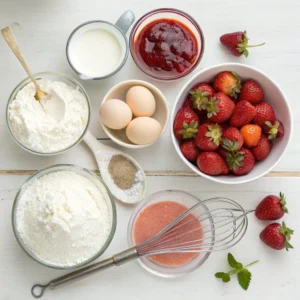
left=171, top=63, right=293, bottom=185
left=100, top=80, right=168, bottom=148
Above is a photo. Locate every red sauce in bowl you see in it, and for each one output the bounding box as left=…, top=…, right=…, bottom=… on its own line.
left=133, top=201, right=202, bottom=267
left=134, top=19, right=199, bottom=77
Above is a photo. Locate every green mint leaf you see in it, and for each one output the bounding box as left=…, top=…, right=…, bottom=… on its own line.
left=228, top=253, right=241, bottom=269
left=215, top=272, right=225, bottom=278
left=238, top=269, right=251, bottom=290
left=222, top=274, right=231, bottom=283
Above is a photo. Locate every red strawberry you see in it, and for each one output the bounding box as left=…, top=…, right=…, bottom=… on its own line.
left=252, top=102, right=276, bottom=127
left=194, top=123, right=222, bottom=151
left=197, top=152, right=229, bottom=176
left=183, top=97, right=193, bottom=109
left=239, top=79, right=264, bottom=105
left=260, top=222, right=294, bottom=251
left=217, top=148, right=229, bottom=160
left=263, top=120, right=285, bottom=140
left=226, top=147, right=255, bottom=176
left=251, top=135, right=273, bottom=161
left=230, top=100, right=256, bottom=128
left=205, top=92, right=235, bottom=123
left=189, top=83, right=215, bottom=112
left=173, top=108, right=200, bottom=140
left=213, top=71, right=241, bottom=99
left=180, top=140, right=200, bottom=162
left=220, top=30, right=265, bottom=57
left=222, top=127, right=244, bottom=150
left=255, top=192, right=288, bottom=220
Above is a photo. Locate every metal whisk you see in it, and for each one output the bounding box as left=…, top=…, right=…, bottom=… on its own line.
left=31, top=197, right=250, bottom=298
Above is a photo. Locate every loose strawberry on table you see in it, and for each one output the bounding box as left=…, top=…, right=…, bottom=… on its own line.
left=264, top=120, right=285, bottom=139
left=220, top=30, right=265, bottom=57
left=222, top=127, right=244, bottom=151
left=251, top=135, right=273, bottom=161
left=180, top=140, right=200, bottom=162
left=173, top=107, right=200, bottom=140
left=189, top=83, right=215, bottom=112
left=255, top=192, right=288, bottom=220
left=194, top=123, right=222, bottom=151
left=239, top=79, right=264, bottom=105
left=197, top=152, right=229, bottom=176
left=252, top=102, right=276, bottom=127
left=240, top=124, right=262, bottom=147
left=205, top=92, right=235, bottom=123
left=226, top=147, right=255, bottom=176
left=260, top=222, right=293, bottom=251
left=213, top=71, right=241, bottom=99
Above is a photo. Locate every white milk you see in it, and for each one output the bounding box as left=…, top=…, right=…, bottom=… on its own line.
left=69, top=28, right=122, bottom=78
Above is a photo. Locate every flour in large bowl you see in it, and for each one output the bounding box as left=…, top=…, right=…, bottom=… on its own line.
left=15, top=170, right=111, bottom=267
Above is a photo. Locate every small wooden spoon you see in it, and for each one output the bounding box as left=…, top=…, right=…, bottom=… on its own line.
left=1, top=27, right=47, bottom=100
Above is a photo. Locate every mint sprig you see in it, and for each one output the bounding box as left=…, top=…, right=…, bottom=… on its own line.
left=215, top=253, right=258, bottom=290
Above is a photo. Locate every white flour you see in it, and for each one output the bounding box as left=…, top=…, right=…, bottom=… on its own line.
left=9, top=79, right=89, bottom=153
left=99, top=152, right=144, bottom=204
left=15, top=171, right=111, bottom=267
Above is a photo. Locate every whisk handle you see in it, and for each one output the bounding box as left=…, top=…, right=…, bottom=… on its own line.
left=31, top=247, right=138, bottom=298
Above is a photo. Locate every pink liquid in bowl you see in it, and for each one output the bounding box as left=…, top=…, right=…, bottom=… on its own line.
left=133, top=201, right=203, bottom=267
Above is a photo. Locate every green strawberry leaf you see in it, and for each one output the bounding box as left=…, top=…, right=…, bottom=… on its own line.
left=237, top=269, right=251, bottom=290
left=228, top=253, right=240, bottom=268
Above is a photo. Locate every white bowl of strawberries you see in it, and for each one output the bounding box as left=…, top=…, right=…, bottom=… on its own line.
left=171, top=63, right=292, bottom=184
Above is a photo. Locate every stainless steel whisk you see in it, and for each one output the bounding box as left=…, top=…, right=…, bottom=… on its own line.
left=31, top=197, right=251, bottom=298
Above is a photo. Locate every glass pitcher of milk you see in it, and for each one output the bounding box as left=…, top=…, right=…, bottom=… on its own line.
left=66, top=10, right=135, bottom=80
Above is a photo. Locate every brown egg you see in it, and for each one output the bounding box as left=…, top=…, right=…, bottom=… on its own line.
left=126, top=117, right=162, bottom=145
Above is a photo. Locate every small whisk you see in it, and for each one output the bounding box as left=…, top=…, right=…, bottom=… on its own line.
left=31, top=197, right=251, bottom=298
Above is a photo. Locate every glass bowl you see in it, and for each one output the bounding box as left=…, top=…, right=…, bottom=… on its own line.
left=129, top=8, right=205, bottom=81
left=11, top=164, right=117, bottom=270
left=127, top=190, right=212, bottom=277
left=6, top=72, right=91, bottom=156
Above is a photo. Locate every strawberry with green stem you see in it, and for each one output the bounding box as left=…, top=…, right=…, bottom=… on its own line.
left=264, top=120, right=285, bottom=140
left=215, top=253, right=258, bottom=290
left=189, top=83, right=215, bottom=112
left=194, top=123, right=223, bottom=151
left=220, top=31, right=265, bottom=57
left=213, top=71, right=242, bottom=99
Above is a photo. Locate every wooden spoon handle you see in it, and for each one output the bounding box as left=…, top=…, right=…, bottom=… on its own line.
left=1, top=27, right=39, bottom=91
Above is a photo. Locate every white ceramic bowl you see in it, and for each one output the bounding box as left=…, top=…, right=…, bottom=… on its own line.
left=171, top=63, right=293, bottom=184
left=100, top=80, right=168, bottom=148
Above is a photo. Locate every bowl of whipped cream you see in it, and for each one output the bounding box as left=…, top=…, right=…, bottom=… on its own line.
left=12, top=164, right=117, bottom=269
left=6, top=72, right=90, bottom=155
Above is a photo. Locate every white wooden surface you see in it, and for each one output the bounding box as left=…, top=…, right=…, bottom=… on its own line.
left=0, top=0, right=300, bottom=299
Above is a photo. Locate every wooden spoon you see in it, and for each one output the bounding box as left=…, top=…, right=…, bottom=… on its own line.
left=1, top=27, right=47, bottom=100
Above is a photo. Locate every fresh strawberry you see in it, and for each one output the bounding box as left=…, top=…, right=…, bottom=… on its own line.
left=239, top=79, right=264, bottom=105
left=255, top=192, right=288, bottom=220
left=226, top=147, right=255, bottom=176
left=251, top=135, right=273, bottom=161
left=173, top=107, right=200, bottom=140
left=218, top=148, right=229, bottom=160
left=183, top=97, right=193, bottom=109
left=213, top=71, right=241, bottom=99
left=197, top=152, right=229, bottom=176
left=194, top=123, right=222, bottom=151
left=205, top=92, right=235, bottom=123
left=220, top=30, right=265, bottom=57
left=263, top=120, right=285, bottom=140
left=180, top=140, right=200, bottom=162
left=222, top=127, right=244, bottom=150
left=260, top=222, right=294, bottom=251
left=230, top=100, right=256, bottom=128
left=252, top=102, right=276, bottom=127
left=189, top=83, right=215, bottom=112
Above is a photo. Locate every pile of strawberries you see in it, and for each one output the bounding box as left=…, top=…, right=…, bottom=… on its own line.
left=173, top=71, right=285, bottom=176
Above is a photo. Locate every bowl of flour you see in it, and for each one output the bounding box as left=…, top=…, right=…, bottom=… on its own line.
left=6, top=72, right=90, bottom=155
left=12, top=164, right=117, bottom=269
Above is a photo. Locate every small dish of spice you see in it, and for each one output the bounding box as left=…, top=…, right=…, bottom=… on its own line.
left=83, top=131, right=146, bottom=204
